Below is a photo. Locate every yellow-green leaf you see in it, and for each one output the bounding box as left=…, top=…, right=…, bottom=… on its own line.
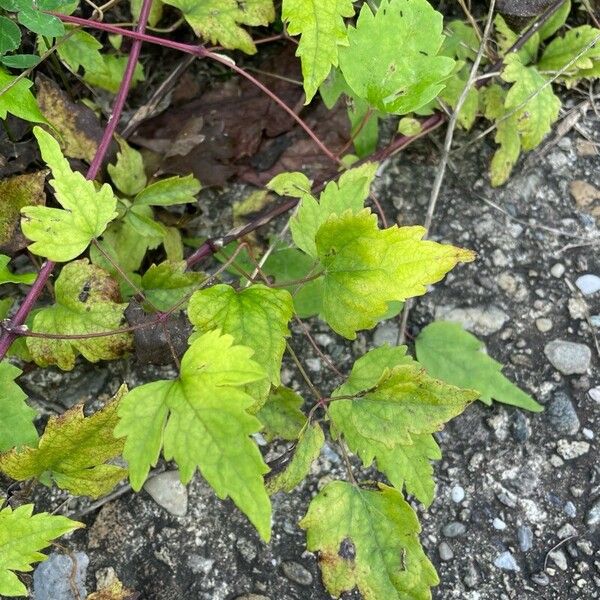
left=257, top=386, right=306, bottom=442
left=108, top=136, right=147, bottom=196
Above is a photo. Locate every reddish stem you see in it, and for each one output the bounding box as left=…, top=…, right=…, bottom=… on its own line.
left=0, top=0, right=155, bottom=360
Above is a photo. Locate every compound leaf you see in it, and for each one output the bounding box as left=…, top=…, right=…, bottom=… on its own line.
left=26, top=260, right=132, bottom=370
left=21, top=127, right=117, bottom=262
left=0, top=362, right=38, bottom=453
left=415, top=321, right=543, bottom=412
left=281, top=0, right=355, bottom=102
left=0, top=504, right=83, bottom=597
left=0, top=69, right=45, bottom=123
left=162, top=0, right=274, bottom=54
left=266, top=422, right=323, bottom=494
left=338, top=0, right=455, bottom=114
left=300, top=481, right=439, bottom=599
left=115, top=329, right=271, bottom=540
left=188, top=284, right=293, bottom=392
left=315, top=210, right=474, bottom=338
left=0, top=387, right=127, bottom=498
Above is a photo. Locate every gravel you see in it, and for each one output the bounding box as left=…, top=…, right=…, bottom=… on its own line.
left=442, top=522, right=466, bottom=537
left=143, top=470, right=188, bottom=517
left=546, top=393, right=580, bottom=435
left=517, top=526, right=533, bottom=551
left=575, top=274, right=600, bottom=295
left=450, top=485, right=465, bottom=503
left=493, top=551, right=520, bottom=572
left=438, top=542, right=454, bottom=561
left=543, top=340, right=592, bottom=375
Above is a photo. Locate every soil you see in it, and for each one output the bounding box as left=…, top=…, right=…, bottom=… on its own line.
left=10, top=81, right=600, bottom=600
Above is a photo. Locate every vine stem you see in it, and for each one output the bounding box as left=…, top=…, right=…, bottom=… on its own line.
left=0, top=0, right=155, bottom=361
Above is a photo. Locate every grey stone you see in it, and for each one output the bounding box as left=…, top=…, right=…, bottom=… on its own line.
left=546, top=393, right=580, bottom=435
left=438, top=542, right=454, bottom=561
left=586, top=498, right=600, bottom=526
left=563, top=501, right=577, bottom=518
left=558, top=523, right=577, bottom=539
left=463, top=561, right=479, bottom=588
left=450, top=485, right=465, bottom=503
left=535, top=318, right=553, bottom=332
left=550, top=263, right=565, bottom=278
left=442, top=522, right=467, bottom=537
left=188, top=555, right=214, bottom=575
left=493, top=518, right=507, bottom=530
left=544, top=340, right=591, bottom=375
left=434, top=305, right=508, bottom=335
left=589, top=387, right=600, bottom=403
left=517, top=526, right=533, bottom=551
left=511, top=411, right=531, bottom=442
left=532, top=572, right=550, bottom=586
left=33, top=552, right=88, bottom=600
left=548, top=549, right=568, bottom=571
left=575, top=274, right=600, bottom=295
left=556, top=439, right=590, bottom=460
left=493, top=551, right=520, bottom=572
left=144, top=470, right=188, bottom=516
left=281, top=561, right=313, bottom=586
left=373, top=321, right=400, bottom=346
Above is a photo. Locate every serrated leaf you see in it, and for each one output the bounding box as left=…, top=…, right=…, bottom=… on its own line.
left=257, top=386, right=306, bottom=442
left=84, top=54, right=144, bottom=93
left=161, top=0, right=274, bottom=54
left=0, top=387, right=127, bottom=498
left=440, top=20, right=479, bottom=61
left=0, top=255, right=35, bottom=285
left=26, top=260, right=132, bottom=370
left=537, top=25, right=600, bottom=83
left=331, top=356, right=471, bottom=505
left=300, top=481, right=438, bottom=599
left=266, top=422, right=323, bottom=494
left=108, top=136, right=147, bottom=196
left=315, top=209, right=474, bottom=338
left=114, top=329, right=271, bottom=540
left=0, top=504, right=83, bottom=597
left=57, top=28, right=104, bottom=73
left=0, top=361, right=38, bottom=452
left=338, top=0, right=455, bottom=115
left=0, top=68, right=45, bottom=123
left=133, top=174, right=201, bottom=206
left=0, top=16, right=21, bottom=54
left=282, top=0, right=355, bottom=103
left=330, top=363, right=476, bottom=446
left=189, top=284, right=293, bottom=388
left=21, top=127, right=117, bottom=262
left=141, top=260, right=204, bottom=312
left=17, top=9, right=63, bottom=36
left=415, top=321, right=543, bottom=412
left=494, top=14, right=539, bottom=65
left=538, top=0, right=570, bottom=41
left=1, top=53, right=40, bottom=68
left=270, top=163, right=378, bottom=258
left=438, top=72, right=479, bottom=130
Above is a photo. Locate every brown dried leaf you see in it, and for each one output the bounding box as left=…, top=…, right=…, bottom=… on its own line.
left=0, top=170, right=46, bottom=255
left=36, top=74, right=105, bottom=163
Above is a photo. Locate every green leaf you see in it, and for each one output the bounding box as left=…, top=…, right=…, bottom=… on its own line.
left=261, top=246, right=323, bottom=317
left=1, top=53, right=39, bottom=68
left=0, top=504, right=83, bottom=597
left=161, top=0, right=275, bottom=54
left=315, top=210, right=475, bottom=338
left=257, top=386, right=306, bottom=442
left=134, top=174, right=201, bottom=206
left=282, top=0, right=355, bottom=103
left=83, top=54, right=144, bottom=93
left=21, top=127, right=118, bottom=262
left=26, top=260, right=132, bottom=370
left=266, top=422, right=323, bottom=494
left=338, top=0, right=455, bottom=114
left=0, top=255, right=35, bottom=285
left=494, top=14, right=539, bottom=65
left=0, top=69, right=45, bottom=123
left=140, top=260, right=204, bottom=312
left=0, top=387, right=127, bottom=498
left=415, top=321, right=543, bottom=412
left=0, top=362, right=38, bottom=453
left=438, top=71, right=479, bottom=130
left=538, top=0, right=570, bottom=41
left=300, top=481, right=438, bottom=599
left=188, top=284, right=293, bottom=402
left=270, top=162, right=378, bottom=258
left=537, top=25, right=600, bottom=83
left=108, top=136, right=147, bottom=196
left=130, top=0, right=163, bottom=27
left=114, top=329, right=271, bottom=540
left=0, top=16, right=21, bottom=54
left=17, top=9, right=63, bottom=36
left=57, top=28, right=104, bottom=73
left=440, top=20, right=479, bottom=61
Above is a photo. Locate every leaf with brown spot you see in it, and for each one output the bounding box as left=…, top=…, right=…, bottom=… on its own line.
left=0, top=170, right=46, bottom=255
left=36, top=74, right=104, bottom=162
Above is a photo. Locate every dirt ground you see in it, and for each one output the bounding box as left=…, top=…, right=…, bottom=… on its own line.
left=16, top=99, right=600, bottom=600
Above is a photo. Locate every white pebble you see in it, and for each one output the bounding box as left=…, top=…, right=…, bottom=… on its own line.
left=451, top=485, right=465, bottom=503
left=493, top=518, right=507, bottom=530
left=576, top=274, right=600, bottom=295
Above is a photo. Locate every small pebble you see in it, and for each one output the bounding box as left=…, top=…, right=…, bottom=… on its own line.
left=442, top=522, right=466, bottom=537
left=517, top=526, right=533, bottom=552
left=558, top=523, right=577, bottom=539
left=493, top=518, right=507, bottom=530
left=144, top=470, right=188, bottom=516
left=548, top=549, right=568, bottom=571
left=544, top=340, right=591, bottom=375
left=575, top=274, right=600, bottom=295
left=556, top=439, right=590, bottom=460
left=586, top=498, right=600, bottom=526
left=438, top=542, right=454, bottom=561
left=582, top=427, right=594, bottom=440
left=550, top=263, right=565, bottom=278
left=589, top=387, right=600, bottom=403
left=281, top=561, right=313, bottom=586
left=451, top=485, right=465, bottom=503
left=532, top=572, right=550, bottom=586
left=34, top=552, right=89, bottom=600
left=494, top=551, right=520, bottom=572
left=564, top=501, right=577, bottom=518
left=535, top=318, right=553, bottom=332
left=546, top=393, right=580, bottom=435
